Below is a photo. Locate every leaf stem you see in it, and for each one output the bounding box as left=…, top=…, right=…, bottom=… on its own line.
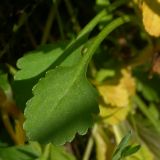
left=39, top=143, right=52, bottom=160
left=1, top=111, right=19, bottom=145
left=80, top=16, right=131, bottom=70
left=82, top=136, right=94, bottom=160
left=41, top=1, right=59, bottom=45
left=55, top=4, right=65, bottom=40
left=78, top=0, right=129, bottom=38
left=64, top=0, right=81, bottom=33
left=82, top=125, right=97, bottom=160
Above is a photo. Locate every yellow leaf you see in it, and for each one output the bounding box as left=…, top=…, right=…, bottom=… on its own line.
left=100, top=105, right=130, bottom=125
left=98, top=84, right=129, bottom=107
left=142, top=0, right=160, bottom=37
left=120, top=69, right=136, bottom=96
left=97, top=69, right=135, bottom=108
left=97, top=69, right=135, bottom=125
left=93, top=125, right=115, bottom=160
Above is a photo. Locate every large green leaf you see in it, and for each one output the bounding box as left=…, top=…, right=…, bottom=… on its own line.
left=24, top=64, right=99, bottom=145
left=13, top=44, right=83, bottom=109
left=112, top=132, right=131, bottom=160
left=24, top=16, right=131, bottom=145
left=14, top=8, right=109, bottom=81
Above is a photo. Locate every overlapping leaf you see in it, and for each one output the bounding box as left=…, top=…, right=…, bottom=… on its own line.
left=97, top=69, right=135, bottom=125
left=142, top=0, right=160, bottom=37
left=24, top=64, right=98, bottom=145
left=23, top=16, right=130, bottom=145
left=14, top=43, right=83, bottom=80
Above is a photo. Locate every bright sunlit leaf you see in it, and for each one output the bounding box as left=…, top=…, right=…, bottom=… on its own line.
left=142, top=0, right=160, bottom=37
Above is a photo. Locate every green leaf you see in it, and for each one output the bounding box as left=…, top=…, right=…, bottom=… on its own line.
left=135, top=71, right=160, bottom=102
left=126, top=144, right=154, bottom=160
left=24, top=16, right=131, bottom=145
left=14, top=43, right=66, bottom=80
left=24, top=64, right=99, bottom=145
left=121, top=145, right=141, bottom=157
left=112, top=132, right=131, bottom=160
left=14, top=7, right=109, bottom=81
left=0, top=144, right=40, bottom=160
left=50, top=145, right=76, bottom=160
left=13, top=44, right=83, bottom=109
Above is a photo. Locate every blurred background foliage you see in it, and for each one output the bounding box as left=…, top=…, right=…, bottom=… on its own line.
left=0, top=0, right=160, bottom=159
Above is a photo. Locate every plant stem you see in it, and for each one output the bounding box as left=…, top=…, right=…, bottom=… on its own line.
left=113, top=125, right=123, bottom=144
left=41, top=2, right=58, bottom=45
left=80, top=16, right=131, bottom=70
left=82, top=125, right=97, bottom=160
left=39, top=143, right=51, bottom=160
left=78, top=10, right=107, bottom=39
left=82, top=136, right=94, bottom=160
left=25, top=22, right=37, bottom=48
left=133, top=95, right=160, bottom=133
left=78, top=0, right=129, bottom=38
left=55, top=5, right=65, bottom=40
left=64, top=0, right=81, bottom=33
left=1, top=111, right=19, bottom=145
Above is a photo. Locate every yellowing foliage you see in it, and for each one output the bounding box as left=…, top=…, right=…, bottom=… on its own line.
left=98, top=69, right=135, bottom=107
left=100, top=105, right=130, bottom=125
left=97, top=68, right=135, bottom=125
left=142, top=0, right=160, bottom=37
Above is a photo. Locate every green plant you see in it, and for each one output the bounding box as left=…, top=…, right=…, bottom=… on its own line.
left=0, top=0, right=160, bottom=159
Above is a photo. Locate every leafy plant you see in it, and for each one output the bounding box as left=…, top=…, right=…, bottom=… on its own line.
left=0, top=0, right=160, bottom=159
left=112, top=132, right=140, bottom=160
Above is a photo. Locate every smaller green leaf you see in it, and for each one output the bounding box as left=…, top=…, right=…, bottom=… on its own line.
left=96, top=69, right=115, bottom=82
left=121, top=145, right=141, bottom=157
left=112, top=132, right=131, bottom=160
left=15, top=43, right=66, bottom=80
left=50, top=145, right=76, bottom=160
left=135, top=71, right=160, bottom=102
left=0, top=144, right=40, bottom=160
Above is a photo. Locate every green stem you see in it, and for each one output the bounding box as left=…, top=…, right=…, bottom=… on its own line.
left=82, top=136, right=94, bottom=160
left=41, top=1, right=59, bottom=45
left=55, top=5, right=65, bottom=39
left=78, top=0, right=128, bottom=39
left=133, top=95, right=160, bottom=133
left=64, top=0, right=81, bottom=33
left=48, top=3, right=130, bottom=69
left=80, top=16, right=131, bottom=70
left=82, top=125, right=97, bottom=160
left=39, top=143, right=51, bottom=160
left=113, top=125, right=124, bottom=144
left=78, top=10, right=107, bottom=39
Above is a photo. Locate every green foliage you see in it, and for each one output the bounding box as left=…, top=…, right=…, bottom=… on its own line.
left=0, top=73, right=10, bottom=92
left=112, top=132, right=140, bottom=160
left=1, top=0, right=160, bottom=159
left=0, top=144, right=40, bottom=160
left=0, top=143, right=76, bottom=160
left=15, top=44, right=66, bottom=80
left=135, top=71, right=160, bottom=102
left=23, top=15, right=130, bottom=145
left=24, top=65, right=99, bottom=144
